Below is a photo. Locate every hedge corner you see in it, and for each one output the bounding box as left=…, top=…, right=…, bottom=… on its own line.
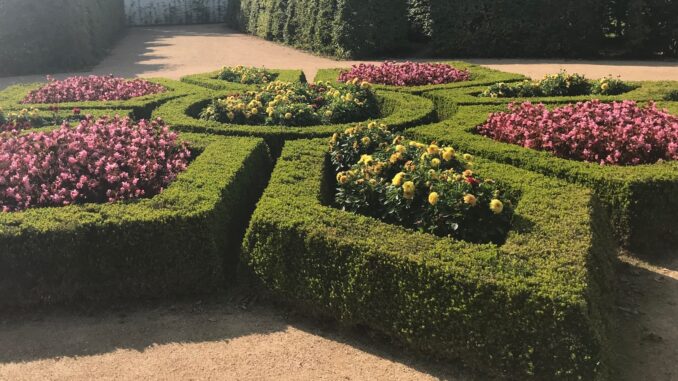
left=243, top=138, right=617, bottom=380
left=0, top=133, right=272, bottom=309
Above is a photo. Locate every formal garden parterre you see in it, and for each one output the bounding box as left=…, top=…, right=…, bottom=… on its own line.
left=181, top=67, right=307, bottom=91
left=0, top=76, right=202, bottom=119
left=314, top=61, right=526, bottom=94
left=408, top=90, right=678, bottom=254
left=243, top=137, right=615, bottom=380
left=1, top=63, right=677, bottom=379
left=153, top=82, right=436, bottom=156
left=0, top=131, right=271, bottom=308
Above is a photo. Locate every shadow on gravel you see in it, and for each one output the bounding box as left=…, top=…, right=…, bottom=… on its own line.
left=609, top=251, right=678, bottom=381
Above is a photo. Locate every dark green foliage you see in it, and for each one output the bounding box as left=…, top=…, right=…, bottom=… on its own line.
left=225, top=0, right=409, bottom=58
left=243, top=138, right=616, bottom=380
left=0, top=0, right=126, bottom=77
left=314, top=62, right=527, bottom=94
left=181, top=69, right=307, bottom=91
left=153, top=88, right=436, bottom=157
left=406, top=0, right=677, bottom=58
left=0, top=79, right=202, bottom=120
left=417, top=0, right=606, bottom=57
left=0, top=134, right=272, bottom=309
left=407, top=95, right=678, bottom=253
left=606, top=0, right=678, bottom=57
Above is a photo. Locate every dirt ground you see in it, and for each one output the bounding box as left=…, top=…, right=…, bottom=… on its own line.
left=1, top=23, right=677, bottom=380
left=0, top=24, right=676, bottom=91
left=0, top=292, right=472, bottom=381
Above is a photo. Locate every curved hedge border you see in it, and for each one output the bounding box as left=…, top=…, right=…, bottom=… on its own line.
left=430, top=81, right=678, bottom=106
left=181, top=69, right=307, bottom=91
left=407, top=98, right=678, bottom=254
left=0, top=133, right=272, bottom=308
left=152, top=89, right=436, bottom=156
left=243, top=138, right=615, bottom=380
left=314, top=62, right=526, bottom=94
left=0, top=78, right=202, bottom=119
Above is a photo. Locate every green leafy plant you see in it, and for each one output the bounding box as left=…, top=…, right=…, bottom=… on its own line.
left=218, top=66, right=278, bottom=84
left=480, top=71, right=634, bottom=98
left=199, top=80, right=379, bottom=126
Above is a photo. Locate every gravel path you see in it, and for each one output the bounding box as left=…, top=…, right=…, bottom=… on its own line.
left=0, top=24, right=676, bottom=90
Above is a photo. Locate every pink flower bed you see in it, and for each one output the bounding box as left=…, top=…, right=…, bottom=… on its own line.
left=338, top=62, right=471, bottom=87
left=478, top=100, right=678, bottom=166
left=0, top=116, right=190, bottom=212
left=22, top=75, right=166, bottom=104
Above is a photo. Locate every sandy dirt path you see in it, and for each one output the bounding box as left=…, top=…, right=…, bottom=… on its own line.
left=0, top=295, right=472, bottom=381
left=0, top=24, right=676, bottom=91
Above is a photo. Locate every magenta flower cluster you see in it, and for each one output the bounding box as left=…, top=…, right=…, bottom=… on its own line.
left=478, top=100, right=678, bottom=166
left=0, top=116, right=190, bottom=212
left=338, top=62, right=471, bottom=87
left=22, top=75, right=166, bottom=104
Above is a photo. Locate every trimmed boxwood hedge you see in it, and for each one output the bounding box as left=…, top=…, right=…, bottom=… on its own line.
left=225, top=0, right=409, bottom=58
left=0, top=78, right=202, bottom=119
left=243, top=138, right=616, bottom=380
left=431, top=81, right=678, bottom=106
left=181, top=69, right=307, bottom=91
left=419, top=0, right=606, bottom=58
left=152, top=89, right=436, bottom=156
left=0, top=133, right=272, bottom=309
left=314, top=61, right=526, bottom=94
left=406, top=99, right=678, bottom=254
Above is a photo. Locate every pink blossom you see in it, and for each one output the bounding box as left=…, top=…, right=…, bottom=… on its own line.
left=0, top=116, right=190, bottom=212
left=477, top=100, right=678, bottom=166
left=22, top=75, right=166, bottom=104
left=339, top=62, right=471, bottom=87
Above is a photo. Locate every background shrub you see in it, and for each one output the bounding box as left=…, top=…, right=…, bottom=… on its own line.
left=0, top=0, right=126, bottom=77
left=225, top=0, right=409, bottom=58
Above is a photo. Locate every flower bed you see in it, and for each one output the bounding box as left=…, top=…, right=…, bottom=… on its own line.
left=479, top=72, right=634, bottom=98
left=243, top=138, right=615, bottom=380
left=181, top=69, right=306, bottom=91
left=407, top=95, right=678, bottom=253
left=330, top=124, right=513, bottom=243
left=0, top=116, right=190, bottom=212
left=22, top=75, right=166, bottom=103
left=477, top=101, right=678, bottom=166
left=153, top=87, right=436, bottom=157
left=0, top=133, right=272, bottom=308
left=339, top=62, right=471, bottom=87
left=315, top=61, right=526, bottom=94
left=0, top=107, right=134, bottom=132
left=200, top=81, right=378, bottom=127
left=0, top=78, right=201, bottom=119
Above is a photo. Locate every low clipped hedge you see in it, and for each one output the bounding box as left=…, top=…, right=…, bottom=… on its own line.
left=407, top=101, right=678, bottom=254
left=314, top=62, right=525, bottom=94
left=431, top=81, right=678, bottom=106
left=243, top=138, right=616, bottom=380
left=153, top=89, right=436, bottom=156
left=0, top=133, right=272, bottom=308
left=181, top=69, right=307, bottom=91
left=226, top=0, right=409, bottom=58
left=0, top=79, right=201, bottom=119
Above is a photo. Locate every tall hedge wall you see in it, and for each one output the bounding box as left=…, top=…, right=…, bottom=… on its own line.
left=0, top=0, right=126, bottom=77
left=409, top=0, right=677, bottom=58
left=225, top=0, right=409, bottom=58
